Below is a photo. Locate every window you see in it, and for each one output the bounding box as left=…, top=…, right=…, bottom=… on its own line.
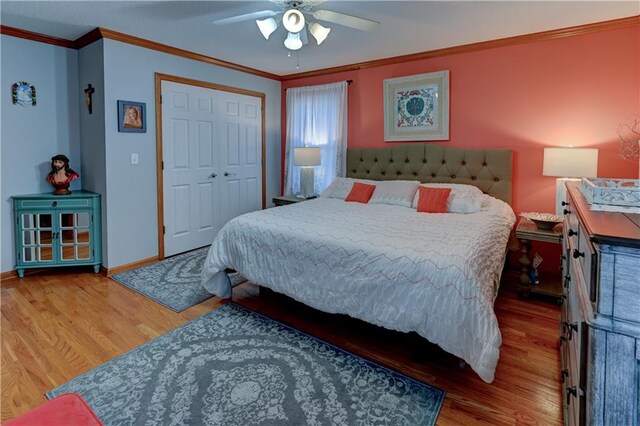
left=284, top=81, right=348, bottom=196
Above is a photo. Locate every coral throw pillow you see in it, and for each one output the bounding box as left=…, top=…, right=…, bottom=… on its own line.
left=345, top=182, right=376, bottom=203
left=416, top=187, right=452, bottom=213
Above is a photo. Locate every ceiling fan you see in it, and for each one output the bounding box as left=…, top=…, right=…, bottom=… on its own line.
left=212, top=0, right=379, bottom=51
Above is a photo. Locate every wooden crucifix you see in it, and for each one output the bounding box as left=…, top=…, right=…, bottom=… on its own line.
left=84, top=84, right=95, bottom=114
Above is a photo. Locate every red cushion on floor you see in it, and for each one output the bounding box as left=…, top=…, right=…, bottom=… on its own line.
left=5, top=393, right=102, bottom=426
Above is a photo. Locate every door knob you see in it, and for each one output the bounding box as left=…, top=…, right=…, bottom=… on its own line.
left=209, top=172, right=217, bottom=179
left=224, top=171, right=236, bottom=177
left=566, top=386, right=577, bottom=405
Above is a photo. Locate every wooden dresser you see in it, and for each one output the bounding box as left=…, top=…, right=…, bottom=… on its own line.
left=561, top=182, right=640, bottom=425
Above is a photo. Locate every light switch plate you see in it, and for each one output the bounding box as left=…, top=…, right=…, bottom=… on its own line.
left=131, top=153, right=139, bottom=165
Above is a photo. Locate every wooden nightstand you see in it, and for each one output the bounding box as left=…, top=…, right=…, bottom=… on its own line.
left=516, top=217, right=563, bottom=300
left=272, top=195, right=311, bottom=206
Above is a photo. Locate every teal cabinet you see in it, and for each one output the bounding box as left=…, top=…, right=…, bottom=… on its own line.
left=12, top=191, right=102, bottom=277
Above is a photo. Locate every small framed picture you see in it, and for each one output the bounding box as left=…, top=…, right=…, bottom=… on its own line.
left=117, top=100, right=146, bottom=133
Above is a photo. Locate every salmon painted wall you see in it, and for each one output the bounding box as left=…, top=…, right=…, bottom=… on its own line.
left=281, top=24, right=640, bottom=214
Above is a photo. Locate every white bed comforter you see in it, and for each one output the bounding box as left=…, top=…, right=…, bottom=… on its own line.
left=201, top=197, right=515, bottom=383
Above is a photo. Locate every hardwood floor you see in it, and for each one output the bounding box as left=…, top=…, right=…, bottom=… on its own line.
left=0, top=268, right=562, bottom=425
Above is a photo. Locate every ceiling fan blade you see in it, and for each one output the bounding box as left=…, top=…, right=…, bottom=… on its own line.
left=212, top=10, right=280, bottom=25
left=300, top=27, right=309, bottom=45
left=312, top=9, right=379, bottom=31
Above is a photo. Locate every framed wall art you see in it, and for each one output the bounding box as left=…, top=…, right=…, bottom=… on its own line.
left=12, top=81, right=36, bottom=107
left=117, top=100, right=146, bottom=133
left=383, top=70, right=449, bottom=141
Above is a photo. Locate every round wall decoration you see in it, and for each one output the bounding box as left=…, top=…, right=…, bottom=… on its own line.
left=12, top=81, right=36, bottom=107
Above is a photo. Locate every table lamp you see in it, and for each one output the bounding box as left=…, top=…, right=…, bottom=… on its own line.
left=294, top=147, right=321, bottom=198
left=543, top=147, right=598, bottom=215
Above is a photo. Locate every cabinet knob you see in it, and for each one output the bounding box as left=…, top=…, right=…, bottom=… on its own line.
left=52, top=201, right=57, bottom=207
left=561, top=369, right=569, bottom=384
left=563, top=208, right=571, bottom=215
left=572, top=249, right=585, bottom=259
left=562, top=201, right=569, bottom=206
left=566, top=386, right=577, bottom=405
left=568, top=229, right=577, bottom=237
left=563, top=275, right=570, bottom=289
left=557, top=295, right=566, bottom=306
left=224, top=171, right=236, bottom=177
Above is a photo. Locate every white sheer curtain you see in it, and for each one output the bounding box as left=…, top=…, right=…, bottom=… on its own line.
left=284, top=81, right=348, bottom=196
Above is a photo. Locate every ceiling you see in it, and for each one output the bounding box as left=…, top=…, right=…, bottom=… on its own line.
left=1, top=1, right=638, bottom=76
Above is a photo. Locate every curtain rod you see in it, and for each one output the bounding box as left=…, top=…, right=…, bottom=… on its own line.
left=284, top=80, right=353, bottom=91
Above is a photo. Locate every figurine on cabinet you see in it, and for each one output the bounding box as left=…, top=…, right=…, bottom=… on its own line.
left=46, top=154, right=79, bottom=195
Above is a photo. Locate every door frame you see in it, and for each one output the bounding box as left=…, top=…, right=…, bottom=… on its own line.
left=154, top=73, right=266, bottom=260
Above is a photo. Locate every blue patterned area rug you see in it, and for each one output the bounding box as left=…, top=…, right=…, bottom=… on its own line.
left=47, top=303, right=445, bottom=425
left=111, top=247, right=245, bottom=312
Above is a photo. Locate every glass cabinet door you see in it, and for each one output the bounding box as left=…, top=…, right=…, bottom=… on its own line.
left=59, top=212, right=92, bottom=262
left=21, top=213, right=54, bottom=263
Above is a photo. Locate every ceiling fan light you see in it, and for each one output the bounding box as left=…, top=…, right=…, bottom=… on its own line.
left=282, top=9, right=305, bottom=33
left=256, top=18, right=278, bottom=39
left=309, top=22, right=330, bottom=45
left=284, top=32, right=303, bottom=50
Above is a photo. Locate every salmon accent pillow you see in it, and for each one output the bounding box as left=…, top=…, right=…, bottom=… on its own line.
left=321, top=177, right=377, bottom=199
left=416, top=187, right=452, bottom=213
left=411, top=183, right=486, bottom=213
left=345, top=182, right=376, bottom=203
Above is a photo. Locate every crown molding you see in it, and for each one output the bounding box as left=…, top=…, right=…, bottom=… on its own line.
left=87, top=28, right=280, bottom=81
left=0, top=25, right=279, bottom=81
left=0, top=25, right=76, bottom=49
left=73, top=27, right=103, bottom=49
left=281, top=15, right=640, bottom=81
left=3, top=15, right=638, bottom=83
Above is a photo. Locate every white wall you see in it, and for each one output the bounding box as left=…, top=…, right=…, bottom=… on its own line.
left=99, top=39, right=281, bottom=268
left=78, top=40, right=108, bottom=264
left=0, top=35, right=80, bottom=273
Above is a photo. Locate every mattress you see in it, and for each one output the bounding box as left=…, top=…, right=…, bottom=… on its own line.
left=201, top=196, right=516, bottom=383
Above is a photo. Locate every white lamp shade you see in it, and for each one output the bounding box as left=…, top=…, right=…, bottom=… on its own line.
left=543, top=147, right=598, bottom=178
left=294, top=147, right=321, bottom=167
left=256, top=18, right=278, bottom=39
left=282, top=9, right=305, bottom=33
left=284, top=32, right=303, bottom=50
left=309, top=22, right=331, bottom=45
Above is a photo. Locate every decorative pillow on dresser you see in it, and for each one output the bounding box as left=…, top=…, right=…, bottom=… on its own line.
left=368, top=180, right=420, bottom=208
left=412, top=183, right=487, bottom=213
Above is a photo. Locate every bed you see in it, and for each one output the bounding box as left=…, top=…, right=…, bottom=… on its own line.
left=201, top=144, right=515, bottom=383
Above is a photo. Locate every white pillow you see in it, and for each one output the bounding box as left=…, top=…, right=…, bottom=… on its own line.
left=369, top=180, right=420, bottom=208
left=320, top=177, right=377, bottom=200
left=411, top=183, right=486, bottom=213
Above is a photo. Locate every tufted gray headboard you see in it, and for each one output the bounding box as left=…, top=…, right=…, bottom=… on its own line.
left=347, top=144, right=513, bottom=205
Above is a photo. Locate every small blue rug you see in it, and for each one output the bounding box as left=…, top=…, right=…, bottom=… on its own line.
left=111, top=247, right=245, bottom=312
left=47, top=303, right=445, bottom=425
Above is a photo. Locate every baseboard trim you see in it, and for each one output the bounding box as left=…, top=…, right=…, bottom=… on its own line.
left=106, top=256, right=159, bottom=276
left=1, top=256, right=158, bottom=284
left=0, top=269, right=20, bottom=285
left=0, top=267, right=74, bottom=285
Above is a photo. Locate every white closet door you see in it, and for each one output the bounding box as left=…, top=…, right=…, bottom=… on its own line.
left=162, top=81, right=220, bottom=257
left=218, top=91, right=262, bottom=225
left=161, top=80, right=262, bottom=257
